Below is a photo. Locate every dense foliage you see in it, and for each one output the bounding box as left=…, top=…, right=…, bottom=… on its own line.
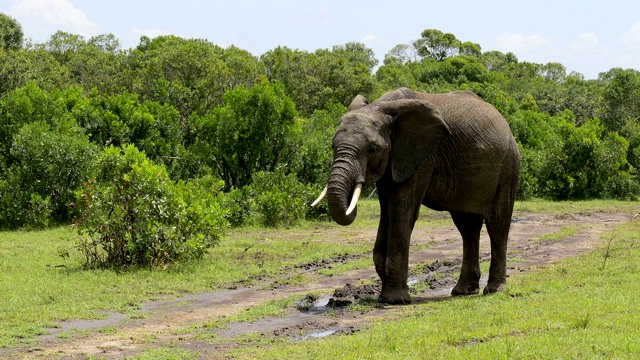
left=73, top=145, right=227, bottom=268
left=1, top=17, right=639, bottom=236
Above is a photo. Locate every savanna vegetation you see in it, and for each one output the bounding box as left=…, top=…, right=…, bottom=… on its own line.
left=0, top=16, right=639, bottom=259
left=1, top=200, right=638, bottom=358
left=1, top=13, right=640, bottom=357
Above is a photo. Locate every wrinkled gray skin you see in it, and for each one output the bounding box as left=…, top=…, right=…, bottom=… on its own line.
left=325, top=87, right=520, bottom=304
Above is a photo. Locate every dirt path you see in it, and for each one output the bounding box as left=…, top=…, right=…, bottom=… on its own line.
left=3, top=211, right=633, bottom=359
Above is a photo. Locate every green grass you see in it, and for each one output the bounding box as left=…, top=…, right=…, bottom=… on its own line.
left=124, top=347, right=200, bottom=360
left=0, top=225, right=367, bottom=347
left=233, top=216, right=640, bottom=359
left=533, top=225, right=582, bottom=245
left=514, top=198, right=639, bottom=214
left=1, top=199, right=638, bottom=353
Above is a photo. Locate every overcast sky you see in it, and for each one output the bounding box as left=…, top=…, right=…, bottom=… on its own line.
left=2, top=0, right=640, bottom=79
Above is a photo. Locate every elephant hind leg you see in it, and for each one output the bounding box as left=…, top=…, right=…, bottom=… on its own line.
left=450, top=212, right=483, bottom=296
left=483, top=216, right=511, bottom=294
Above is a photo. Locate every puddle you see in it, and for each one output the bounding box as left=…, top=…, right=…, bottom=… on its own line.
left=307, top=296, right=333, bottom=315
left=303, top=329, right=337, bottom=340
left=39, top=311, right=127, bottom=341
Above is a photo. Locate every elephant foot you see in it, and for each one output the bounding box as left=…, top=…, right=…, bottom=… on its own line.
left=379, top=286, right=413, bottom=305
left=451, top=280, right=480, bottom=296
left=483, top=281, right=507, bottom=295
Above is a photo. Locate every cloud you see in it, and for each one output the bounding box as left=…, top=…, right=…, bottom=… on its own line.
left=620, top=20, right=640, bottom=48
left=12, top=0, right=97, bottom=33
left=362, top=34, right=378, bottom=44
left=495, top=32, right=553, bottom=54
left=571, top=32, right=606, bottom=54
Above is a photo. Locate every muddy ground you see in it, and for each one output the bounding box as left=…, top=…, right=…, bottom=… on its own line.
left=1, top=210, right=634, bottom=359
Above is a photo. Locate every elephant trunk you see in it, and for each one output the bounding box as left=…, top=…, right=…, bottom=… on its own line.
left=326, top=158, right=362, bottom=226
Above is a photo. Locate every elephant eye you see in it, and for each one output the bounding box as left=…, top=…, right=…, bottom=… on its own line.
left=367, top=145, right=377, bottom=155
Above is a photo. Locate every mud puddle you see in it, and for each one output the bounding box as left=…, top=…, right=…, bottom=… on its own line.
left=2, top=211, right=634, bottom=359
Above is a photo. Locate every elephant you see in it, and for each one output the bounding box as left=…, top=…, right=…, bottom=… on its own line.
left=312, top=87, right=520, bottom=304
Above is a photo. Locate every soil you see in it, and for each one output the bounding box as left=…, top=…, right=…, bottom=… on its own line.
left=1, top=210, right=634, bottom=359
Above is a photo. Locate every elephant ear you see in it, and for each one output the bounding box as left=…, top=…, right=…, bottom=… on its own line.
left=380, top=99, right=450, bottom=183
left=348, top=95, right=369, bottom=111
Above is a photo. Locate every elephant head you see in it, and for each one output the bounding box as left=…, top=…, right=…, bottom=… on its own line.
left=313, top=94, right=451, bottom=225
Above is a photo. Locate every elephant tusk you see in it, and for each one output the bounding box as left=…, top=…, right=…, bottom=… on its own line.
left=311, top=186, right=328, bottom=207
left=345, top=184, right=362, bottom=216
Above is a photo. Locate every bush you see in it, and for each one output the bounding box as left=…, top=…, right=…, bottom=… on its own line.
left=0, top=120, right=97, bottom=228
left=536, top=117, right=636, bottom=200
left=251, top=168, right=311, bottom=227
left=73, top=145, right=228, bottom=269
left=291, top=103, right=345, bottom=186
left=219, top=185, right=255, bottom=227
left=0, top=173, right=52, bottom=229
left=193, top=80, right=298, bottom=190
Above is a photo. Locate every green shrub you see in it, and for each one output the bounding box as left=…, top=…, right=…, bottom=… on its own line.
left=251, top=168, right=310, bottom=227
left=0, top=120, right=97, bottom=228
left=220, top=185, right=255, bottom=227
left=193, top=80, right=298, bottom=190
left=0, top=173, right=52, bottom=229
left=536, top=117, right=636, bottom=200
left=73, top=145, right=228, bottom=269
left=184, top=174, right=254, bottom=228
left=515, top=146, right=539, bottom=200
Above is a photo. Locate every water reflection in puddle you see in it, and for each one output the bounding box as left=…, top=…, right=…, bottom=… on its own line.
left=304, top=329, right=337, bottom=340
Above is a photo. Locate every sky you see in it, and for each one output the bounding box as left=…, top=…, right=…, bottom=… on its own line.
left=2, top=0, right=640, bottom=79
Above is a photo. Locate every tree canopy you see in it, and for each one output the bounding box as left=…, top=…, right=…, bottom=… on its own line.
left=1, top=16, right=640, bottom=229
left=0, top=13, right=23, bottom=51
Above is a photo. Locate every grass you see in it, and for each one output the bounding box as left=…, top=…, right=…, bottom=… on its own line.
left=0, top=224, right=368, bottom=347
left=0, top=198, right=638, bottom=355
left=124, top=347, right=200, bottom=360
left=514, top=198, right=640, bottom=214
left=533, top=224, right=582, bottom=245
left=233, top=215, right=640, bottom=359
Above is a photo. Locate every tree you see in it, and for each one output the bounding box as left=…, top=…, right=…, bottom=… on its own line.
left=333, top=42, right=379, bottom=69
left=194, top=81, right=298, bottom=190
left=0, top=13, right=23, bottom=50
left=42, top=31, right=126, bottom=94
left=128, top=36, right=235, bottom=118
left=0, top=83, right=100, bottom=228
left=292, top=103, right=347, bottom=185
left=481, top=50, right=518, bottom=72
left=458, top=41, right=482, bottom=57
left=0, top=46, right=71, bottom=96
left=526, top=113, right=634, bottom=200
left=261, top=43, right=378, bottom=115
left=600, top=68, right=640, bottom=132
left=376, top=57, right=417, bottom=90
left=541, top=62, right=566, bottom=82
left=385, top=43, right=420, bottom=64
left=413, top=29, right=461, bottom=61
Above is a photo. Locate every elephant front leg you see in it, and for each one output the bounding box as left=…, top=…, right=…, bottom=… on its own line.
left=373, top=187, right=390, bottom=284
left=373, top=217, right=388, bottom=285
left=379, top=237, right=412, bottom=305
left=378, top=201, right=418, bottom=305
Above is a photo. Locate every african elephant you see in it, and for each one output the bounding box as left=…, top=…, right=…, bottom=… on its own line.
left=312, top=87, right=520, bottom=304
